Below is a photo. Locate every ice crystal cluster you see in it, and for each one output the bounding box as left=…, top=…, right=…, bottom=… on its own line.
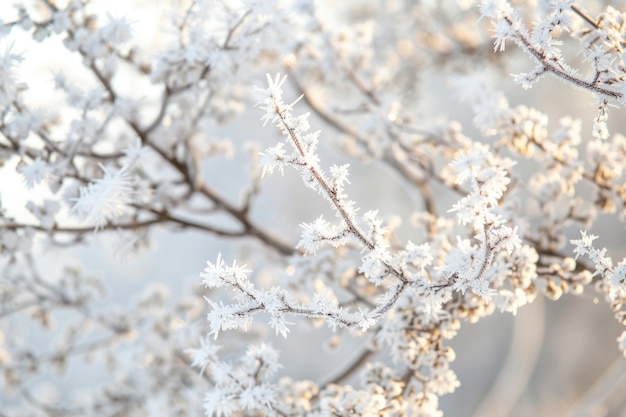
left=1, top=0, right=626, bottom=416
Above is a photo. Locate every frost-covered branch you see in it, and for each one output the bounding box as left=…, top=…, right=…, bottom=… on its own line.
left=480, top=0, right=626, bottom=141
left=201, top=75, right=523, bottom=354
left=571, top=231, right=626, bottom=355
left=480, top=0, right=625, bottom=103
left=3, top=0, right=626, bottom=416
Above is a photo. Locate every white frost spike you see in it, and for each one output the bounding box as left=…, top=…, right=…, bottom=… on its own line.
left=71, top=163, right=133, bottom=230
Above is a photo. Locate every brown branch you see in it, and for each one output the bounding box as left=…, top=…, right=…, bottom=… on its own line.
left=570, top=4, right=600, bottom=29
